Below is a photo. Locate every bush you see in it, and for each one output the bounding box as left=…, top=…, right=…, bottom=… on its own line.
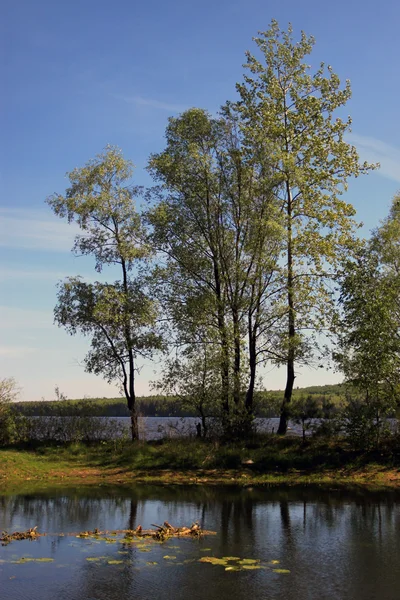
left=23, top=415, right=130, bottom=443
left=0, top=377, right=22, bottom=446
left=341, top=396, right=394, bottom=450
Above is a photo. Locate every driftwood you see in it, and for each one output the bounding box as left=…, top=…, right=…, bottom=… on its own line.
left=2, top=522, right=215, bottom=545
left=1, top=527, right=41, bottom=545
left=137, top=521, right=205, bottom=540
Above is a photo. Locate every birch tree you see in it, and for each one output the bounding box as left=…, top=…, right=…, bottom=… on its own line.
left=47, top=146, right=161, bottom=440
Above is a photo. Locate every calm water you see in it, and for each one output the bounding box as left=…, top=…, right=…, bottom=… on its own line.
left=137, top=416, right=284, bottom=439
left=1, top=486, right=400, bottom=600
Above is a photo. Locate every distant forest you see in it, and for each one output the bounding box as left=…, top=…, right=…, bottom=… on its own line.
left=12, top=384, right=344, bottom=418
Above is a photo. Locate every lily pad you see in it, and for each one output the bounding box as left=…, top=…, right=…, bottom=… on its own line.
left=242, top=565, right=262, bottom=570
left=222, top=556, right=241, bottom=561
left=108, top=560, right=124, bottom=565
left=199, top=557, right=228, bottom=566
left=239, top=559, right=259, bottom=565
left=273, top=568, right=290, bottom=574
left=225, top=566, right=241, bottom=571
left=163, top=555, right=177, bottom=560
left=13, top=557, right=54, bottom=564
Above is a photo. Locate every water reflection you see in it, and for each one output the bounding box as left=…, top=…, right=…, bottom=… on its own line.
left=1, top=486, right=400, bottom=600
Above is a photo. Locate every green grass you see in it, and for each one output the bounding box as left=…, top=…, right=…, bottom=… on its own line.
left=1, top=435, right=399, bottom=493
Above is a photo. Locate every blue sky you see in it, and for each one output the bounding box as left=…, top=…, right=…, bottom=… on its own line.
left=1, top=0, right=399, bottom=401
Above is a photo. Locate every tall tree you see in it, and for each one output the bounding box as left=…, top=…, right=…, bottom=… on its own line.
left=147, top=108, right=281, bottom=435
left=47, top=146, right=161, bottom=440
left=227, top=20, right=375, bottom=433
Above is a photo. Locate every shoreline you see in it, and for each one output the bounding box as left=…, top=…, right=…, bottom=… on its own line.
left=1, top=440, right=399, bottom=494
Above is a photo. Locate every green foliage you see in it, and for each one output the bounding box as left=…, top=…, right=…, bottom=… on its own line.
left=341, top=396, right=393, bottom=451
left=147, top=107, right=282, bottom=434
left=335, top=193, right=400, bottom=439
left=23, top=415, right=130, bottom=444
left=291, top=394, right=321, bottom=441
left=0, top=378, right=23, bottom=446
left=153, top=342, right=223, bottom=436
left=47, top=146, right=148, bottom=271
left=55, top=277, right=160, bottom=387
left=11, top=396, right=188, bottom=418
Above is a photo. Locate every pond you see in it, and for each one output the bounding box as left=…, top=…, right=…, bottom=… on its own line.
left=1, top=485, right=400, bottom=600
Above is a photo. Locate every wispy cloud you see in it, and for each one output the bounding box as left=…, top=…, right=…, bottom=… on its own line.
left=0, top=267, right=69, bottom=282
left=348, top=134, right=400, bottom=183
left=0, top=345, right=37, bottom=358
left=0, top=306, right=54, bottom=330
left=0, top=208, right=79, bottom=252
left=111, top=93, right=187, bottom=113
left=0, top=267, right=98, bottom=283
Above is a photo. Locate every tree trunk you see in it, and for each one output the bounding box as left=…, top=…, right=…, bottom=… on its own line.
left=246, top=318, right=257, bottom=414
left=128, top=347, right=138, bottom=441
left=278, top=356, right=295, bottom=434
left=232, top=309, right=241, bottom=408
left=129, top=407, right=138, bottom=442
left=278, top=179, right=295, bottom=435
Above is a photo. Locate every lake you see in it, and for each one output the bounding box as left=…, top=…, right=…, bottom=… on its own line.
left=28, top=416, right=306, bottom=441
left=1, top=485, right=400, bottom=599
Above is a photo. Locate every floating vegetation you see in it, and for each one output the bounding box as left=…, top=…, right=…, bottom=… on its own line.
left=273, top=568, right=290, bottom=574
left=1, top=522, right=214, bottom=547
left=12, top=557, right=54, bottom=564
left=1, top=527, right=41, bottom=546
left=199, top=555, right=289, bottom=574
left=107, top=560, right=124, bottom=565
left=199, top=557, right=229, bottom=566
left=163, top=555, right=177, bottom=560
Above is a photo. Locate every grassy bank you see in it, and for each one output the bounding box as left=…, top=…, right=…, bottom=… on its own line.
left=1, top=436, right=399, bottom=493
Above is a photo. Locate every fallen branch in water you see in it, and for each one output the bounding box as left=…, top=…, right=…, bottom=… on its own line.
left=77, top=521, right=212, bottom=540
left=2, top=522, right=215, bottom=545
left=1, top=527, right=42, bottom=545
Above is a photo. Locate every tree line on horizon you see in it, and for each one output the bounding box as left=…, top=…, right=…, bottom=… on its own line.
left=40, top=21, right=399, bottom=442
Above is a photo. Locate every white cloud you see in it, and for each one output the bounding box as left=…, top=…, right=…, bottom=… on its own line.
left=348, top=134, right=400, bottom=183
left=111, top=93, right=187, bottom=113
left=0, top=208, right=80, bottom=252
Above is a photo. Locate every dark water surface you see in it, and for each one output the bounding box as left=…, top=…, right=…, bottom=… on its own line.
left=1, top=485, right=400, bottom=600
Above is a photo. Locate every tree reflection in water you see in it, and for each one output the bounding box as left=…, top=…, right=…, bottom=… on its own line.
left=1, top=486, right=400, bottom=600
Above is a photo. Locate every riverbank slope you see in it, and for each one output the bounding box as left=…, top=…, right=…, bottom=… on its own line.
left=1, top=437, right=399, bottom=493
